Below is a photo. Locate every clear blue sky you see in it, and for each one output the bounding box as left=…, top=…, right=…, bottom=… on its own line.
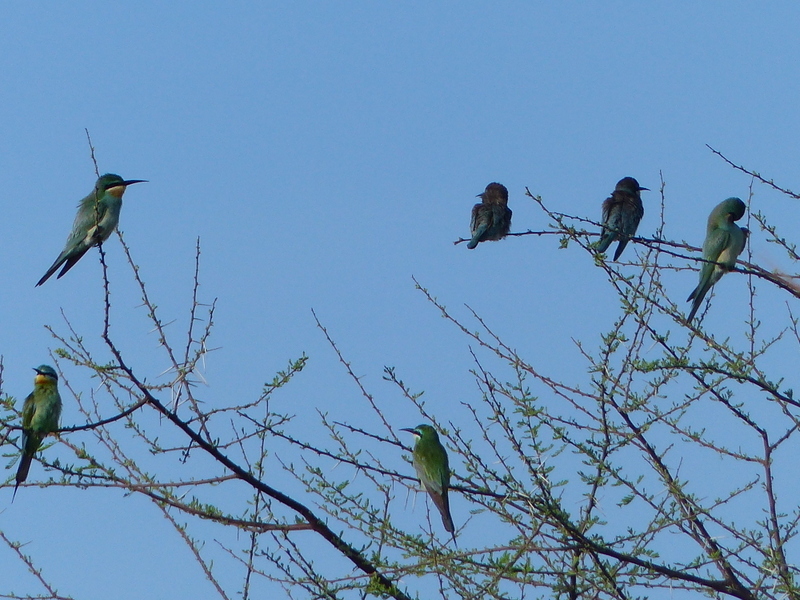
left=1, top=3, right=799, bottom=598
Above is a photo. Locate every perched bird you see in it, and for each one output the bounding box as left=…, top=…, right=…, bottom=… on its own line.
left=36, top=173, right=146, bottom=286
left=467, top=182, right=512, bottom=249
left=596, top=177, right=648, bottom=261
left=14, top=365, right=63, bottom=499
left=401, top=424, right=455, bottom=536
left=686, top=197, right=748, bottom=322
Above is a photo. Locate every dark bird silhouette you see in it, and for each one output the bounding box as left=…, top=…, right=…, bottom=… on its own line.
left=596, top=177, right=648, bottom=260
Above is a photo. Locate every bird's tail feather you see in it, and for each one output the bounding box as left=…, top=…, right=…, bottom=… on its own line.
left=595, top=233, right=614, bottom=254
left=686, top=282, right=710, bottom=321
left=13, top=454, right=32, bottom=501
left=431, top=491, right=455, bottom=534
left=57, top=248, right=90, bottom=279
left=612, top=239, right=629, bottom=261
left=687, top=300, right=702, bottom=322
left=467, top=224, right=488, bottom=249
left=36, top=256, right=67, bottom=287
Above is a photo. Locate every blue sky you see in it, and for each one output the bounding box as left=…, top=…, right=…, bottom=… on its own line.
left=1, top=3, right=799, bottom=598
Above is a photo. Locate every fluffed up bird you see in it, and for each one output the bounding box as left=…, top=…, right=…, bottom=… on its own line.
left=686, top=197, right=748, bottom=322
left=401, top=424, right=455, bottom=537
left=36, top=174, right=146, bottom=286
left=596, top=177, right=648, bottom=261
left=14, top=365, right=62, bottom=499
left=467, top=182, right=512, bottom=249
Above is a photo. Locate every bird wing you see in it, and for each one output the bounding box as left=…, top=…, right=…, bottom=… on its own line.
left=18, top=391, right=36, bottom=453
left=686, top=226, right=733, bottom=316
left=492, top=205, right=512, bottom=236
left=469, top=203, right=485, bottom=235
left=687, top=220, right=746, bottom=320
left=596, top=196, right=620, bottom=252
left=702, top=226, right=733, bottom=268
left=37, top=194, right=111, bottom=285
left=414, top=444, right=449, bottom=495
left=20, top=391, right=35, bottom=430
left=600, top=195, right=614, bottom=226
left=415, top=455, right=454, bottom=529
left=468, top=204, right=490, bottom=248
left=72, top=195, right=108, bottom=245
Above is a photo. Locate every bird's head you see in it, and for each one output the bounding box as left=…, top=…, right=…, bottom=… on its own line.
left=615, top=177, right=649, bottom=194
left=477, top=182, right=509, bottom=204
left=33, top=365, right=58, bottom=385
left=96, top=173, right=147, bottom=198
left=401, top=424, right=438, bottom=440
left=722, top=197, right=746, bottom=222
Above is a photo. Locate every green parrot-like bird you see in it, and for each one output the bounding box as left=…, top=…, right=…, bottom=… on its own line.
left=686, top=197, right=749, bottom=322
left=401, top=424, right=455, bottom=536
left=14, top=365, right=62, bottom=499
left=36, top=173, right=146, bottom=286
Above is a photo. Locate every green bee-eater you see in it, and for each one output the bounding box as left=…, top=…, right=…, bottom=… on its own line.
left=401, top=424, right=455, bottom=536
left=686, top=197, right=749, bottom=321
left=14, top=365, right=62, bottom=499
left=36, top=173, right=146, bottom=286
left=596, top=177, right=648, bottom=261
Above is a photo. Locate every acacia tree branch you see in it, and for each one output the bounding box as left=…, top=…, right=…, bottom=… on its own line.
left=95, top=248, right=412, bottom=600
left=707, top=145, right=800, bottom=199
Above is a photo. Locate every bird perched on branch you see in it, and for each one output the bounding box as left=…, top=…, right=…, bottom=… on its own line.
left=401, top=424, right=455, bottom=539
left=596, top=177, right=648, bottom=260
left=467, top=182, right=512, bottom=249
left=14, top=365, right=62, bottom=499
left=686, top=197, right=748, bottom=322
left=36, top=173, right=146, bottom=286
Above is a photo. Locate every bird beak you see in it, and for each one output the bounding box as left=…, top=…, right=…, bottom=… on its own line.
left=121, top=179, right=147, bottom=186
left=400, top=428, right=417, bottom=434
left=639, top=186, right=649, bottom=191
